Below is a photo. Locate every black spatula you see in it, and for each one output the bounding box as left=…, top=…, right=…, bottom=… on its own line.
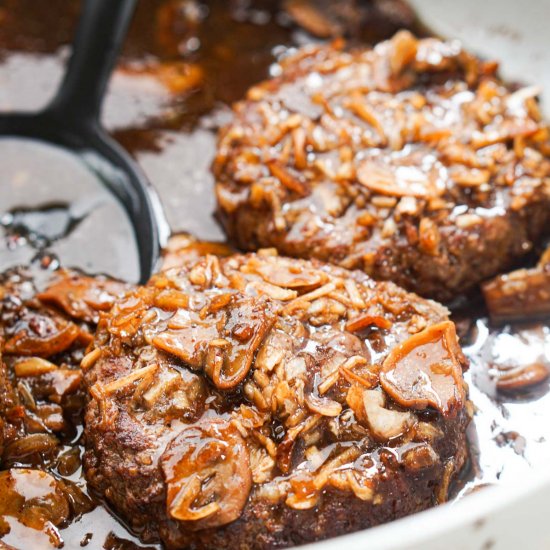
left=0, top=0, right=164, bottom=283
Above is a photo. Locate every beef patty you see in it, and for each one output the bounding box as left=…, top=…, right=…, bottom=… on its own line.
left=214, top=31, right=550, bottom=301
left=83, top=251, right=471, bottom=549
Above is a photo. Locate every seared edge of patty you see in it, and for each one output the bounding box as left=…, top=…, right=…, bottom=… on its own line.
left=83, top=251, right=471, bottom=548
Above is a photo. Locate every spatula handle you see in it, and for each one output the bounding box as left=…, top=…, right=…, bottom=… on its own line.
left=46, top=0, right=137, bottom=126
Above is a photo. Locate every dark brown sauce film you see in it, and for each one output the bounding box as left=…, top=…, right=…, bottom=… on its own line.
left=0, top=1, right=548, bottom=549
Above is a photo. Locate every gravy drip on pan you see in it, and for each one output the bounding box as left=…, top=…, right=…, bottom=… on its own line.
left=0, top=1, right=549, bottom=548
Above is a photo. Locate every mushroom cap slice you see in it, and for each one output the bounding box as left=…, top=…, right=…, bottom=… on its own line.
left=380, top=321, right=467, bottom=417
left=160, top=418, right=252, bottom=530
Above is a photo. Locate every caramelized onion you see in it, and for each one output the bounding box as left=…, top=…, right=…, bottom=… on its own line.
left=0, top=469, right=70, bottom=531
left=345, top=313, right=392, bottom=333
left=347, top=387, right=414, bottom=442
left=3, top=434, right=59, bottom=462
left=14, top=357, right=57, bottom=377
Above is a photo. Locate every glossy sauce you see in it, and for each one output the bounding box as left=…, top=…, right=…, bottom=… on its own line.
left=0, top=1, right=548, bottom=549
left=460, top=318, right=550, bottom=494
left=0, top=138, right=140, bottom=282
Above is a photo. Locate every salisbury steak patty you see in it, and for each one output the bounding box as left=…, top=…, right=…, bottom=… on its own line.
left=214, top=31, right=550, bottom=301
left=83, top=251, right=471, bottom=549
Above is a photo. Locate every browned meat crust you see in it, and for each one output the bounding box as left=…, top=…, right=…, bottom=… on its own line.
left=83, top=251, right=471, bottom=549
left=213, top=32, right=550, bottom=301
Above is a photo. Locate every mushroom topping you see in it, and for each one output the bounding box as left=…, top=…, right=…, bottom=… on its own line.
left=348, top=387, right=414, bottom=442
left=219, top=301, right=278, bottom=390
left=356, top=156, right=440, bottom=199
left=247, top=256, right=327, bottom=290
left=283, top=0, right=357, bottom=38
left=380, top=321, right=466, bottom=417
left=80, top=250, right=472, bottom=546
left=153, top=294, right=276, bottom=389
left=37, top=270, right=129, bottom=323
left=401, top=443, right=439, bottom=471
left=304, top=392, right=342, bottom=417
left=152, top=312, right=222, bottom=368
left=139, top=366, right=206, bottom=422
left=160, top=419, right=252, bottom=529
left=160, top=233, right=234, bottom=271
left=496, top=362, right=549, bottom=393
left=482, top=248, right=550, bottom=324
left=3, top=308, right=80, bottom=358
left=3, top=433, right=59, bottom=463
left=17, top=366, right=82, bottom=401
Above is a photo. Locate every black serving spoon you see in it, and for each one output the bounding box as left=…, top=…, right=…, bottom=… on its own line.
left=0, top=0, right=165, bottom=283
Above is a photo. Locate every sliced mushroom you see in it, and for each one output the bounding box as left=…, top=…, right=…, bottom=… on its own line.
left=247, top=256, right=327, bottom=290
left=283, top=0, right=356, bottom=38
left=496, top=362, right=549, bottom=393
left=160, top=418, right=252, bottom=530
left=3, top=309, right=80, bottom=358
left=22, top=368, right=82, bottom=401
left=304, top=391, right=342, bottom=417
left=106, top=287, right=156, bottom=340
left=210, top=297, right=276, bottom=389
left=357, top=158, right=434, bottom=198
left=152, top=315, right=221, bottom=368
left=380, top=321, right=467, bottom=417
left=401, top=443, right=439, bottom=471
left=482, top=258, right=550, bottom=324
left=37, top=270, right=129, bottom=323
left=140, top=366, right=206, bottom=423
left=160, top=233, right=233, bottom=271
left=154, top=294, right=275, bottom=390
left=3, top=434, right=59, bottom=462
left=255, top=329, right=291, bottom=372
